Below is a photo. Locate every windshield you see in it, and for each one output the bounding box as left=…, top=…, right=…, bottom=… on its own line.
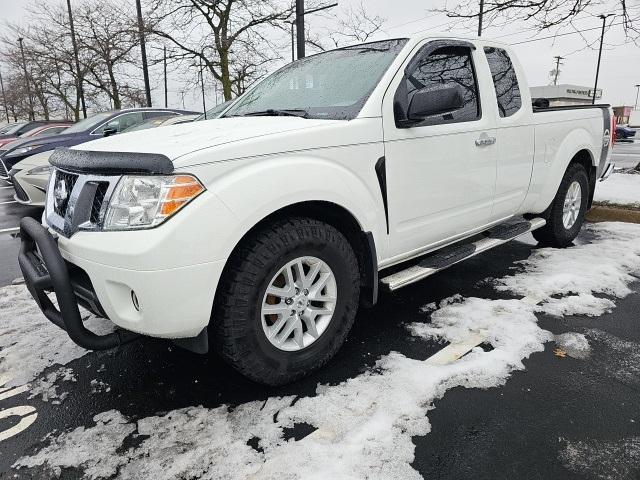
left=196, top=101, right=233, bottom=121
left=224, top=39, right=408, bottom=121
left=64, top=112, right=115, bottom=134
left=1, top=122, right=28, bottom=135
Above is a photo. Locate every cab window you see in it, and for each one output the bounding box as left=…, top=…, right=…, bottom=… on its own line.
left=484, top=47, right=522, bottom=117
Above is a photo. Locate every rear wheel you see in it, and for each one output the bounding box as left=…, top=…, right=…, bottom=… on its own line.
left=212, top=216, right=360, bottom=385
left=532, top=163, right=589, bottom=247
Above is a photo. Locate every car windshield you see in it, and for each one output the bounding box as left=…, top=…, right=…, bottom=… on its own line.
left=64, top=112, right=115, bottom=134
left=1, top=122, right=28, bottom=135
left=196, top=101, right=233, bottom=121
left=223, top=39, right=408, bottom=121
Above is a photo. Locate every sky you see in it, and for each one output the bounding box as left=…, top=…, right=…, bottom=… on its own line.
left=1, top=0, right=639, bottom=111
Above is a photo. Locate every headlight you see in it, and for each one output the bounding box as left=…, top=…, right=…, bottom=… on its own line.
left=27, top=165, right=52, bottom=175
left=103, top=174, right=205, bottom=230
left=10, top=145, right=41, bottom=156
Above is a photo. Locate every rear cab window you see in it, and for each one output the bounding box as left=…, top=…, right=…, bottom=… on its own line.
left=483, top=47, right=522, bottom=118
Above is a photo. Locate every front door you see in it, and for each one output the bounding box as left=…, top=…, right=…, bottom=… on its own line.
left=382, top=42, right=497, bottom=260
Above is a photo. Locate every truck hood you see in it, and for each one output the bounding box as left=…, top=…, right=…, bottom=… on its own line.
left=72, top=117, right=343, bottom=161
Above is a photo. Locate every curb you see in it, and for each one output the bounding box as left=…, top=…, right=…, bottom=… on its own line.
left=587, top=205, right=640, bottom=224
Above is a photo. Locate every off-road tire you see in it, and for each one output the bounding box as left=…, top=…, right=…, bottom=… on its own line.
left=211, top=216, right=360, bottom=386
left=532, top=163, right=590, bottom=247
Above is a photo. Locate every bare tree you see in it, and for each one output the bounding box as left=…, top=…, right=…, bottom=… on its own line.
left=434, top=0, right=639, bottom=40
left=74, top=0, right=144, bottom=109
left=148, top=0, right=309, bottom=101
left=305, top=1, right=386, bottom=53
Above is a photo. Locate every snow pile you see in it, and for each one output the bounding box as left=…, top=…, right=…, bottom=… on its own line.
left=496, top=222, right=640, bottom=317
left=28, top=367, right=77, bottom=404
left=593, top=173, right=640, bottom=208
left=12, top=222, right=640, bottom=479
left=0, top=285, right=112, bottom=387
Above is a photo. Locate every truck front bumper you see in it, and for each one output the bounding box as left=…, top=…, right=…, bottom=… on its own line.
left=18, top=217, right=140, bottom=350
left=18, top=217, right=225, bottom=351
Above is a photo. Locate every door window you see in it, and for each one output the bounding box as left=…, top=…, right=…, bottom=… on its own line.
left=396, top=46, right=480, bottom=127
left=484, top=47, right=522, bottom=117
left=93, top=112, right=144, bottom=135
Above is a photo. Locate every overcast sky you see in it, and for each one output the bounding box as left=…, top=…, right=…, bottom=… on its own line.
left=1, top=0, right=639, bottom=111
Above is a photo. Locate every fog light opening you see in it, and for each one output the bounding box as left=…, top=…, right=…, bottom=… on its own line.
left=131, top=290, right=140, bottom=311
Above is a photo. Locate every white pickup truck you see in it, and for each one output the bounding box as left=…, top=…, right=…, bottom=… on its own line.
left=19, top=34, right=614, bottom=385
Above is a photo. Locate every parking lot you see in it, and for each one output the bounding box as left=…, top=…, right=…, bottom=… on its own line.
left=0, top=141, right=639, bottom=479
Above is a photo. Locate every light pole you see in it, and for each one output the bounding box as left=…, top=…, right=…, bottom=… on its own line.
left=136, top=0, right=152, bottom=107
left=0, top=69, right=9, bottom=123
left=293, top=2, right=339, bottom=61
left=592, top=14, right=613, bottom=105
left=17, top=37, right=35, bottom=121
left=478, top=0, right=484, bottom=37
left=66, top=0, right=87, bottom=119
left=163, top=46, right=168, bottom=108
left=634, top=84, right=640, bottom=110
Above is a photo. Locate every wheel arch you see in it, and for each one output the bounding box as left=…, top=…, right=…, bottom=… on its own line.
left=217, top=200, right=379, bottom=310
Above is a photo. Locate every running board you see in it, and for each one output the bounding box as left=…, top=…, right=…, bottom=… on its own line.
left=381, top=217, right=546, bottom=291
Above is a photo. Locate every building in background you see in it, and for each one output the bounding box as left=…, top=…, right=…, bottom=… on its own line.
left=613, top=105, right=634, bottom=124
left=530, top=84, right=602, bottom=107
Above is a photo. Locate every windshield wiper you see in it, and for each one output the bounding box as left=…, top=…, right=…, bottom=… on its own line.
left=238, top=109, right=309, bottom=118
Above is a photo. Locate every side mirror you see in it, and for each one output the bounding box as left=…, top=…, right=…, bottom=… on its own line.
left=407, top=85, right=465, bottom=122
left=102, top=123, right=118, bottom=137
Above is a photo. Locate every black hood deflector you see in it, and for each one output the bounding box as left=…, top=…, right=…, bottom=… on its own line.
left=49, top=148, right=174, bottom=175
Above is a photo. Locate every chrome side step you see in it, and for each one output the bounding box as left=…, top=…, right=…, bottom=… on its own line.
left=381, top=217, right=546, bottom=291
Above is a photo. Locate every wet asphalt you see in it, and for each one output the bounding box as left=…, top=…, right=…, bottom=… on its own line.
left=0, top=141, right=639, bottom=479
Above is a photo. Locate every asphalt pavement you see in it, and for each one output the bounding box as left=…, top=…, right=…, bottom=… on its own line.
left=0, top=141, right=639, bottom=479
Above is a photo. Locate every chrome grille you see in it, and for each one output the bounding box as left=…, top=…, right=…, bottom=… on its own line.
left=46, top=169, right=119, bottom=238
left=0, top=159, right=8, bottom=178
left=53, top=171, right=78, bottom=217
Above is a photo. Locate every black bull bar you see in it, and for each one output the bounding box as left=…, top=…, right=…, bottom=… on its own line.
left=18, top=216, right=139, bottom=350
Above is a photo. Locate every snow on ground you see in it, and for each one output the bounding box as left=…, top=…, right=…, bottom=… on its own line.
left=0, top=285, right=112, bottom=388
left=560, top=436, right=640, bottom=480
left=554, top=333, right=591, bottom=359
left=10, top=222, right=640, bottom=479
left=593, top=173, right=640, bottom=208
left=28, top=367, right=77, bottom=404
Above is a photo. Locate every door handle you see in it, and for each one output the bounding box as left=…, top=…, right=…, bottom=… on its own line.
left=475, top=134, right=496, bottom=147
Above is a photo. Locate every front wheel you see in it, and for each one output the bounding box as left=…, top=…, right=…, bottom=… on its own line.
left=211, top=217, right=360, bottom=386
left=532, top=163, right=589, bottom=247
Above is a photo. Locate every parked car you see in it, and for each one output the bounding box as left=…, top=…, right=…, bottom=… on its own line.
left=18, top=36, right=614, bottom=386
left=0, top=123, right=72, bottom=156
left=122, top=114, right=200, bottom=132
left=10, top=115, right=200, bottom=206
left=0, top=108, right=196, bottom=179
left=195, top=100, right=234, bottom=120
left=0, top=120, right=68, bottom=149
left=615, top=124, right=636, bottom=139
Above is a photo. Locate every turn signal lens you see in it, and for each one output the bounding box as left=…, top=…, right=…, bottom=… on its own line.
left=160, top=175, right=205, bottom=217
left=104, top=174, right=205, bottom=230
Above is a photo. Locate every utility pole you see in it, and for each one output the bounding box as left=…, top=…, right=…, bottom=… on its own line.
left=66, top=0, right=86, bottom=119
left=200, top=58, right=207, bottom=119
left=592, top=14, right=613, bottom=105
left=553, top=55, right=564, bottom=85
left=296, top=0, right=305, bottom=60
left=293, top=2, right=339, bottom=61
left=163, top=46, right=168, bottom=108
left=634, top=84, right=640, bottom=110
left=478, top=0, right=484, bottom=36
left=0, top=69, right=9, bottom=123
left=17, top=38, right=35, bottom=121
left=136, top=0, right=152, bottom=107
